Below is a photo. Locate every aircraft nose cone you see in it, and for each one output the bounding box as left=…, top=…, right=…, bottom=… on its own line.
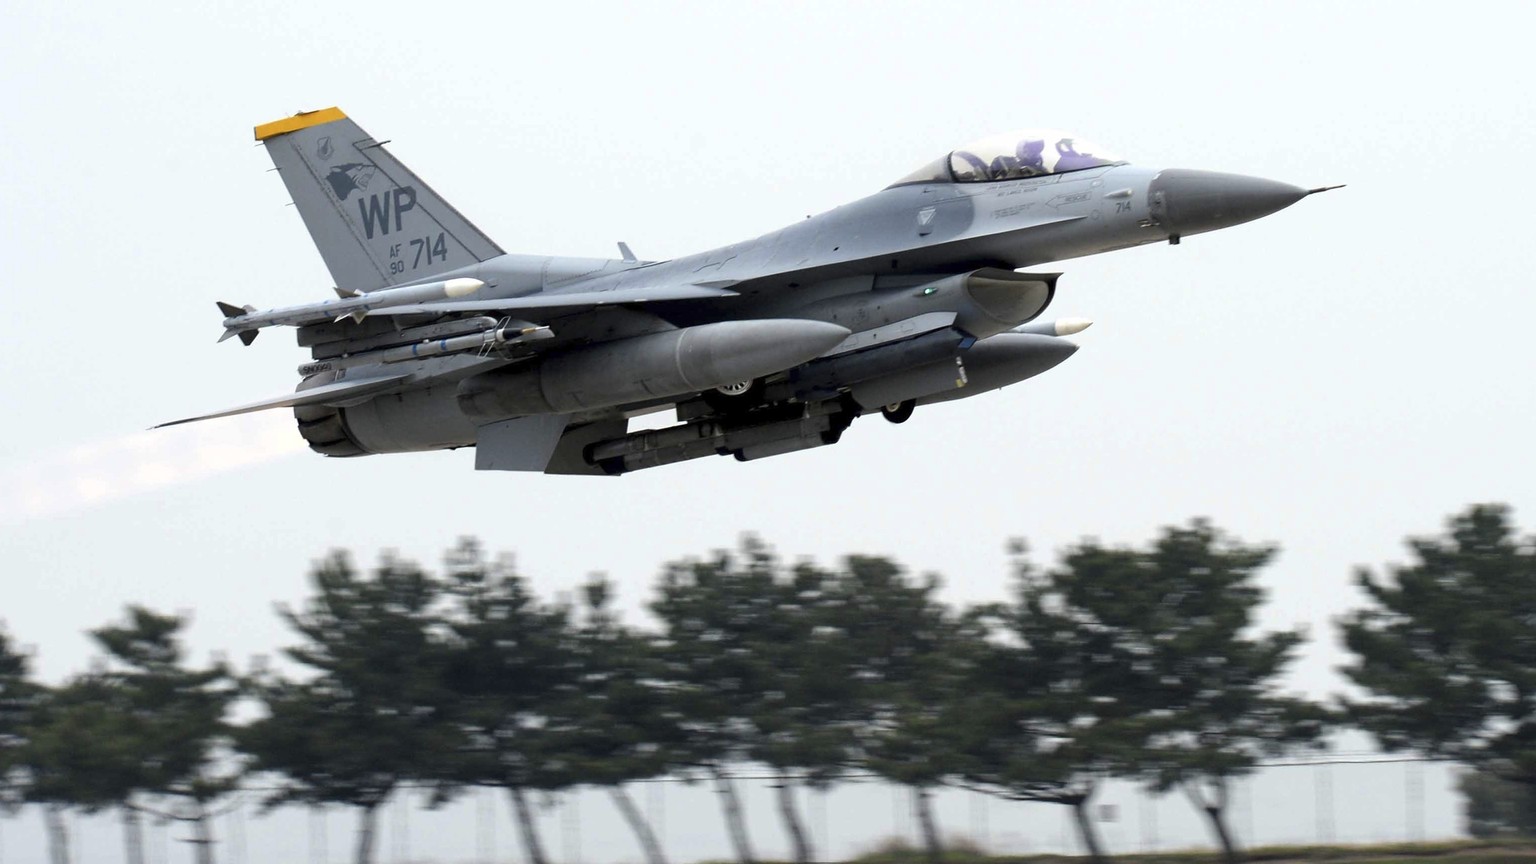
left=1149, top=169, right=1308, bottom=237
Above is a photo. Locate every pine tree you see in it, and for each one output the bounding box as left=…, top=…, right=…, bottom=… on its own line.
left=951, top=543, right=1129, bottom=863
left=434, top=538, right=576, bottom=864
left=0, top=627, right=37, bottom=810
left=1342, top=504, right=1536, bottom=784
left=746, top=554, right=859, bottom=864
left=18, top=676, right=144, bottom=864
left=239, top=550, right=452, bottom=864
left=834, top=556, right=969, bottom=864
left=1460, top=767, right=1536, bottom=837
left=90, top=607, right=238, bottom=864
left=649, top=538, right=791, bottom=864
left=545, top=576, right=679, bottom=864
left=1043, top=523, right=1328, bottom=863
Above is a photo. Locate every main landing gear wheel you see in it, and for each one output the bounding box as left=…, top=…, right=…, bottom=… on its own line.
left=703, top=378, right=765, bottom=413
left=881, top=400, right=916, bottom=424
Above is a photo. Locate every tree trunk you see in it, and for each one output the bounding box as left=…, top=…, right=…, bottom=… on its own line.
left=1184, top=780, right=1240, bottom=864
left=192, top=807, right=215, bottom=864
left=710, top=766, right=757, bottom=864
left=354, top=803, right=378, bottom=864
left=1069, top=797, right=1107, bottom=864
left=43, top=805, right=70, bottom=864
left=122, top=807, right=146, bottom=864
left=609, top=785, right=669, bottom=864
left=509, top=786, right=550, bottom=864
left=774, top=778, right=813, bottom=864
left=913, top=786, right=944, bottom=864
left=1202, top=805, right=1240, bottom=864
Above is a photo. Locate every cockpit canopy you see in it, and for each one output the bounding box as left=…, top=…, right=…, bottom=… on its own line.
left=891, top=130, right=1122, bottom=187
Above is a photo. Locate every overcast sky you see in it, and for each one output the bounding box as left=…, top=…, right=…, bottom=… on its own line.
left=2, top=1, right=1532, bottom=861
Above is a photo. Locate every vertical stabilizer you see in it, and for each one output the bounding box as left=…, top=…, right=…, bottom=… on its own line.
left=255, top=107, right=504, bottom=292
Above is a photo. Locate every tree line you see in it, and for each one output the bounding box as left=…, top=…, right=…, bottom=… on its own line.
left=1, top=503, right=1533, bottom=864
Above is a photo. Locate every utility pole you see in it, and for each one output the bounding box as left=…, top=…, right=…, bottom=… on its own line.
left=1315, top=767, right=1335, bottom=844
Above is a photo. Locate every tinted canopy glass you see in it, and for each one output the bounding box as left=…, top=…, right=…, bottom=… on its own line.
left=892, top=130, right=1121, bottom=186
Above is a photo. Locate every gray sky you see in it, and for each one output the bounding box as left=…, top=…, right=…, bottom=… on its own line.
left=1, top=1, right=1532, bottom=860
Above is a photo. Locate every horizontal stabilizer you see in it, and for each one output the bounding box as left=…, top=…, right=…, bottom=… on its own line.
left=474, top=415, right=572, bottom=471
left=153, top=373, right=411, bottom=429
left=369, top=284, right=739, bottom=317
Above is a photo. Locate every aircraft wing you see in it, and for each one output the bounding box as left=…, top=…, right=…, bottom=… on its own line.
left=153, top=373, right=412, bottom=429
left=366, top=283, right=739, bottom=317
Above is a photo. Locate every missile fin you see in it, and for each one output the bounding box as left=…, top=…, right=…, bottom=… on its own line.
left=217, top=301, right=261, bottom=345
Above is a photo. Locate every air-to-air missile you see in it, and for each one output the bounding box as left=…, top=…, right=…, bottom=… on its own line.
left=218, top=277, right=488, bottom=344
left=298, top=321, right=555, bottom=374
left=164, top=108, right=1340, bottom=475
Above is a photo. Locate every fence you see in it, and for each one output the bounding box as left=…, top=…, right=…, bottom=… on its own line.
left=0, top=754, right=1462, bottom=864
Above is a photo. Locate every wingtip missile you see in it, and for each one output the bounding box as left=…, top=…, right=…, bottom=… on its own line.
left=1013, top=317, right=1093, bottom=337
left=216, top=277, right=490, bottom=337
left=1053, top=317, right=1093, bottom=336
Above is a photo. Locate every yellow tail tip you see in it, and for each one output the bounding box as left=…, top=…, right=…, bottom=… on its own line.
left=254, top=107, right=347, bottom=141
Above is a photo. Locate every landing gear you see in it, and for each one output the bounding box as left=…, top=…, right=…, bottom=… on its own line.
left=880, top=400, right=916, bottom=424
left=703, top=378, right=765, bottom=414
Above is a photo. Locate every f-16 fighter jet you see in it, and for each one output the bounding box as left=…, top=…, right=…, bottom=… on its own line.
left=160, top=108, right=1338, bottom=475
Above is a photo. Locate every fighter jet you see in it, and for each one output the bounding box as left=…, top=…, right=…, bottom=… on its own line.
left=159, top=108, right=1338, bottom=475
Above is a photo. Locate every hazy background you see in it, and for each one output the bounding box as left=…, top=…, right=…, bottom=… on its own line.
left=2, top=1, right=1532, bottom=860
